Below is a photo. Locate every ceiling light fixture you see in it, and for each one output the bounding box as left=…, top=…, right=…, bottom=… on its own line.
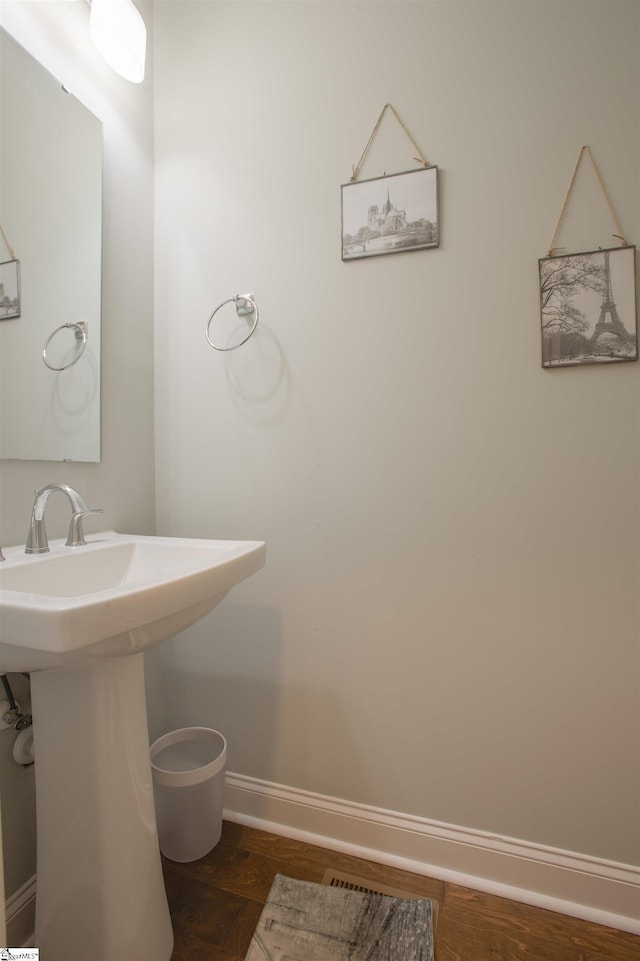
left=89, top=0, right=146, bottom=84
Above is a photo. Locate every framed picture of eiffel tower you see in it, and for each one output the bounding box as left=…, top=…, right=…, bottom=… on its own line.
left=539, top=245, right=637, bottom=368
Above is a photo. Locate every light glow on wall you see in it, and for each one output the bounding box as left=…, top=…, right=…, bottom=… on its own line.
left=89, top=0, right=146, bottom=83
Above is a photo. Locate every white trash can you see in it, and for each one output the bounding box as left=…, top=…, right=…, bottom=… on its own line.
left=151, top=727, right=227, bottom=863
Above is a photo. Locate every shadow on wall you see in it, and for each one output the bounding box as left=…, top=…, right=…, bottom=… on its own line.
left=224, top=323, right=291, bottom=426
left=145, top=604, right=284, bottom=769
left=145, top=604, right=369, bottom=799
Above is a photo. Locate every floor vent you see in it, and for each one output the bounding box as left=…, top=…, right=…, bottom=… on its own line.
left=321, top=869, right=422, bottom=900
left=321, top=869, right=439, bottom=932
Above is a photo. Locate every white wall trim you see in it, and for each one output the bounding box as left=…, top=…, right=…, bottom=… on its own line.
left=223, top=772, right=640, bottom=935
left=5, top=874, right=36, bottom=948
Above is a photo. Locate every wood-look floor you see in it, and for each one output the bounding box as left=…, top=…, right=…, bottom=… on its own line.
left=163, top=820, right=639, bottom=961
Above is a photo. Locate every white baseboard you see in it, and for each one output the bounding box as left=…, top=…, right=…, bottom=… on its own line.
left=5, top=874, right=36, bottom=948
left=8, top=776, right=637, bottom=942
left=223, top=771, right=640, bottom=936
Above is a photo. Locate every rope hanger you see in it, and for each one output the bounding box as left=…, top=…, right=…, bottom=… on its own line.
left=350, top=103, right=429, bottom=182
left=546, top=145, right=627, bottom=257
left=0, top=224, right=16, bottom=260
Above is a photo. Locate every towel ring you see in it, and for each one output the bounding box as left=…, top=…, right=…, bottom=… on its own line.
left=206, top=294, right=259, bottom=351
left=43, top=321, right=87, bottom=371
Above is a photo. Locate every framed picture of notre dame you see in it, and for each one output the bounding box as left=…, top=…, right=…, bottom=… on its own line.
left=341, top=167, right=439, bottom=261
left=539, top=245, right=637, bottom=368
left=0, top=259, right=20, bottom=320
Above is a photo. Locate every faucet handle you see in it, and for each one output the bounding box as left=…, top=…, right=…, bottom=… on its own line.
left=66, top=509, right=103, bottom=548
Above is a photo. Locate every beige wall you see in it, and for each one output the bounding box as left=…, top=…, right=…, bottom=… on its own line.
left=150, top=0, right=640, bottom=867
left=0, top=0, right=155, bottom=897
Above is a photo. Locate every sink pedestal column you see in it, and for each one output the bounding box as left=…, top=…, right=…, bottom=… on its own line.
left=31, top=654, right=173, bottom=961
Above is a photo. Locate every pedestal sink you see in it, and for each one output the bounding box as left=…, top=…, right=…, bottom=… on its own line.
left=0, top=531, right=266, bottom=961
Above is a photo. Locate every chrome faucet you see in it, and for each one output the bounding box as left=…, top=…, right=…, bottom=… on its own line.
left=25, top=483, right=103, bottom=554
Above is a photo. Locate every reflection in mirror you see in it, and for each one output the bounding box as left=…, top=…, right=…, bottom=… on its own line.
left=0, top=29, right=102, bottom=462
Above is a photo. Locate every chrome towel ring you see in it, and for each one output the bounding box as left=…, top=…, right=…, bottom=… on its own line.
left=43, top=321, right=87, bottom=371
left=206, top=293, right=259, bottom=351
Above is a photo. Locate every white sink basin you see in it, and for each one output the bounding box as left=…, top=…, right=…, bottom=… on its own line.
left=0, top=530, right=266, bottom=671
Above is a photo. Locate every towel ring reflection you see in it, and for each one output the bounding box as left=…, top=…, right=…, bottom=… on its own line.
left=206, top=294, right=259, bottom=351
left=43, top=321, right=87, bottom=371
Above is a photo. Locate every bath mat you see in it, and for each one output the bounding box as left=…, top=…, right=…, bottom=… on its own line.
left=244, top=872, right=434, bottom=960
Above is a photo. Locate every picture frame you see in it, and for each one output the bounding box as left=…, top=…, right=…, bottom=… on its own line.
left=539, top=245, right=637, bottom=368
left=0, top=258, right=20, bottom=320
left=341, top=166, right=439, bottom=261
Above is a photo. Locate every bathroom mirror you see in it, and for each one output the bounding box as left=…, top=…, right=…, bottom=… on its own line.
left=0, top=29, right=102, bottom=462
